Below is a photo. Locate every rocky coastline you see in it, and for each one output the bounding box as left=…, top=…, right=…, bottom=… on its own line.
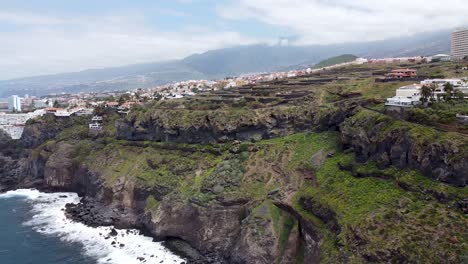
left=1, top=103, right=467, bottom=263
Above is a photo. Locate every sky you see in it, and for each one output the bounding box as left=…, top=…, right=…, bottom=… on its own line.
left=1, top=0, right=468, bottom=80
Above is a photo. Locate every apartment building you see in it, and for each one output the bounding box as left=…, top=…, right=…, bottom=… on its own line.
left=452, top=28, right=468, bottom=59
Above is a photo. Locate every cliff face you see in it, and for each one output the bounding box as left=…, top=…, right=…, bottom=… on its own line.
left=0, top=153, right=20, bottom=192
left=0, top=115, right=87, bottom=191
left=341, top=110, right=468, bottom=186
left=0, top=130, right=22, bottom=191
left=116, top=100, right=362, bottom=144
left=2, top=103, right=467, bottom=263
left=20, top=116, right=73, bottom=148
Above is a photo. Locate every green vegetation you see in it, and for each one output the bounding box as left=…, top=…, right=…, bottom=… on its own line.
left=27, top=60, right=468, bottom=263
left=145, top=195, right=159, bottom=211
left=262, top=130, right=468, bottom=263
left=313, top=54, right=358, bottom=69
left=406, top=101, right=468, bottom=125
left=80, top=140, right=223, bottom=195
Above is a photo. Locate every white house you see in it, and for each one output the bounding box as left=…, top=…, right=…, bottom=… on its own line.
left=385, top=84, right=422, bottom=107
left=421, top=78, right=468, bottom=99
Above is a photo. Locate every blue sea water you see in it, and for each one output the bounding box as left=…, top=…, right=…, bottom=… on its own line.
left=0, top=190, right=184, bottom=264
left=0, top=195, right=95, bottom=264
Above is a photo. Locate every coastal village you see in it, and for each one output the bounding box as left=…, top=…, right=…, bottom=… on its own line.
left=1, top=30, right=468, bottom=139
left=1, top=2, right=468, bottom=263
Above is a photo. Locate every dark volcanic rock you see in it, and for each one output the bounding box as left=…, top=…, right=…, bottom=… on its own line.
left=116, top=99, right=363, bottom=144
left=65, top=198, right=139, bottom=229
left=20, top=116, right=77, bottom=149
left=109, top=228, right=118, bottom=236
left=341, top=112, right=468, bottom=186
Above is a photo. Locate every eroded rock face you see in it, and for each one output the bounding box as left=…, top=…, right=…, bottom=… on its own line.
left=146, top=200, right=246, bottom=256
left=0, top=153, right=20, bottom=191
left=273, top=201, right=321, bottom=264
left=44, top=142, right=75, bottom=188
left=341, top=112, right=468, bottom=186
left=21, top=116, right=74, bottom=148
left=144, top=198, right=304, bottom=264
left=116, top=100, right=363, bottom=144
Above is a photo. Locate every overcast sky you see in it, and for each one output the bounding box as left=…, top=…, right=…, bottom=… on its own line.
left=1, top=0, right=468, bottom=80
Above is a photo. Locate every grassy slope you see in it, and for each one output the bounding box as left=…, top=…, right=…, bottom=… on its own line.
left=39, top=61, right=468, bottom=263
left=260, top=131, right=467, bottom=263
left=71, top=130, right=466, bottom=263
left=313, top=54, right=358, bottom=69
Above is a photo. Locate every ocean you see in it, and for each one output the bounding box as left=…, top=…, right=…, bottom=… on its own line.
left=0, top=189, right=184, bottom=264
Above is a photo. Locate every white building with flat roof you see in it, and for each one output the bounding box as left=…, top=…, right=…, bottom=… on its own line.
left=421, top=78, right=468, bottom=99
left=452, top=28, right=468, bottom=59
left=386, top=84, right=422, bottom=107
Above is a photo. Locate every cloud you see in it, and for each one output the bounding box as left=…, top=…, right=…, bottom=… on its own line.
left=0, top=10, right=259, bottom=80
left=218, top=0, right=468, bottom=44
left=0, top=11, right=66, bottom=25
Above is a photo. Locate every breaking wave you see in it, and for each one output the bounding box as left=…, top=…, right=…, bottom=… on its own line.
left=0, top=189, right=185, bottom=264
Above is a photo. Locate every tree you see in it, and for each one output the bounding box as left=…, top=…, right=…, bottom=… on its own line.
left=153, top=92, right=163, bottom=101
left=420, top=85, right=432, bottom=103
left=429, top=84, right=437, bottom=101
left=118, top=96, right=125, bottom=105
left=455, top=90, right=465, bottom=101
left=443, top=82, right=454, bottom=101
left=53, top=100, right=60, bottom=108
left=118, top=94, right=131, bottom=105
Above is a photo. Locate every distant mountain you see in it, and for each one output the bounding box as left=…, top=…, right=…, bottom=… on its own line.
left=313, top=54, right=358, bottom=69
left=0, top=30, right=451, bottom=97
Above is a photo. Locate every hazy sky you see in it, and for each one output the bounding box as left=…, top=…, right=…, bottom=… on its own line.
left=1, top=0, right=468, bottom=80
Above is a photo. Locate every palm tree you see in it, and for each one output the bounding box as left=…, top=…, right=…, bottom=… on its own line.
left=429, top=84, right=437, bottom=101
left=420, top=85, right=432, bottom=103
left=443, top=82, right=454, bottom=101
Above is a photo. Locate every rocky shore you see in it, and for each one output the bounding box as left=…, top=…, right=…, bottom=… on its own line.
left=1, top=103, right=467, bottom=263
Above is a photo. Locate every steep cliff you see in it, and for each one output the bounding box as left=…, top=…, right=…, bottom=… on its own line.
left=116, top=100, right=362, bottom=144
left=341, top=109, right=468, bottom=186
left=0, top=130, right=22, bottom=191
left=22, top=129, right=464, bottom=263
left=20, top=115, right=80, bottom=148
left=2, top=103, right=467, bottom=263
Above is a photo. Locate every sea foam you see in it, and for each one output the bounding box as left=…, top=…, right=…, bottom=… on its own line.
left=0, top=189, right=185, bottom=264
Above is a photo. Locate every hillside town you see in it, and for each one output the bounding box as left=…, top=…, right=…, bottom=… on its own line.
left=2, top=2, right=468, bottom=263
left=1, top=29, right=468, bottom=140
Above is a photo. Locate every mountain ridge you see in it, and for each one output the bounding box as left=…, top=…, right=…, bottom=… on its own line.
left=0, top=30, right=451, bottom=97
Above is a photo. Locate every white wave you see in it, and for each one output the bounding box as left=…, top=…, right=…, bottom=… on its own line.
left=0, top=188, right=41, bottom=199
left=1, top=189, right=185, bottom=264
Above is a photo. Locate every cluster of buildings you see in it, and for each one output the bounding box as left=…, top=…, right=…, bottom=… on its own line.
left=0, top=94, right=53, bottom=113
left=385, top=78, right=468, bottom=107
left=0, top=109, right=46, bottom=139
left=150, top=57, right=370, bottom=98
left=368, top=56, right=429, bottom=64
left=0, top=88, right=149, bottom=138
left=151, top=80, right=218, bottom=99
left=1, top=29, right=467, bottom=138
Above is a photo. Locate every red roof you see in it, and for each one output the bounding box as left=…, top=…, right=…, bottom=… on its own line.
left=45, top=107, right=64, bottom=112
